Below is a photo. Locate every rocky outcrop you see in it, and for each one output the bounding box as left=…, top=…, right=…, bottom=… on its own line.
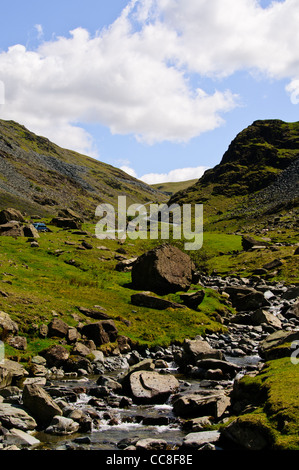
left=131, top=244, right=194, bottom=295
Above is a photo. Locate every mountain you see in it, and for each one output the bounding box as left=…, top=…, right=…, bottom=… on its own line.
left=0, top=120, right=164, bottom=219
left=170, top=120, right=299, bottom=226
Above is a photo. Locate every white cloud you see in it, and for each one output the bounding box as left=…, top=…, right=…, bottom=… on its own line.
left=140, top=166, right=209, bottom=184
left=0, top=0, right=298, bottom=156
left=35, top=24, right=44, bottom=40
left=120, top=165, right=138, bottom=178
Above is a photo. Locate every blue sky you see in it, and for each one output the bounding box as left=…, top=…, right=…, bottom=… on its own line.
left=0, top=0, right=298, bottom=183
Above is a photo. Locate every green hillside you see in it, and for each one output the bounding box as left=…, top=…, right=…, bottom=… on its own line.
left=0, top=120, right=164, bottom=220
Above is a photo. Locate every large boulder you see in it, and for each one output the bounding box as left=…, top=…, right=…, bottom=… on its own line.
left=0, top=208, right=25, bottom=225
left=127, top=370, right=179, bottom=404
left=22, top=383, right=62, bottom=427
left=131, top=244, right=194, bottom=295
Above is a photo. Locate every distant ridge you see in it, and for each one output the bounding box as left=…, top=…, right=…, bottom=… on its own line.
left=151, top=179, right=198, bottom=197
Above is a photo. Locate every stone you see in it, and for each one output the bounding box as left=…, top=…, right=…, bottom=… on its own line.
left=242, top=235, right=269, bottom=251
left=64, top=355, right=92, bottom=375
left=40, top=344, right=70, bottom=368
left=182, top=431, right=221, bottom=448
left=195, top=358, right=241, bottom=379
left=284, top=301, right=299, bottom=320
left=0, top=403, right=37, bottom=431
left=23, top=377, right=47, bottom=387
left=67, top=327, right=79, bottom=343
left=77, top=306, right=110, bottom=320
left=222, top=417, right=270, bottom=450
left=128, top=370, right=179, bottom=404
left=72, top=342, right=91, bottom=357
left=233, top=291, right=270, bottom=312
left=58, top=208, right=83, bottom=222
left=115, top=258, right=138, bottom=272
left=183, top=338, right=223, bottom=363
left=183, top=416, right=212, bottom=432
left=0, top=221, right=24, bottom=237
left=50, top=217, right=82, bottom=230
left=39, top=324, right=48, bottom=338
left=81, top=320, right=118, bottom=346
left=136, top=438, right=168, bottom=450
left=173, top=392, right=231, bottom=419
left=0, top=360, right=28, bottom=389
left=180, top=290, right=205, bottom=309
left=258, top=330, right=299, bottom=360
left=131, top=244, right=194, bottom=295
left=7, top=336, right=27, bottom=351
left=282, top=286, right=299, bottom=300
left=131, top=292, right=186, bottom=310
left=23, top=224, right=40, bottom=239
left=250, top=309, right=282, bottom=329
left=4, top=428, right=40, bottom=448
left=0, top=311, right=19, bottom=340
left=22, top=383, right=62, bottom=427
left=263, top=259, right=283, bottom=270
left=48, top=318, right=69, bottom=338
left=0, top=208, right=25, bottom=225
left=45, top=415, right=80, bottom=435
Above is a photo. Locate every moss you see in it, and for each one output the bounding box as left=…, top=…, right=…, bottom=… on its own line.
left=230, top=358, right=299, bottom=450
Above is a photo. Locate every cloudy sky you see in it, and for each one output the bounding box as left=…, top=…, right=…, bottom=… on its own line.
left=0, top=0, right=298, bottom=184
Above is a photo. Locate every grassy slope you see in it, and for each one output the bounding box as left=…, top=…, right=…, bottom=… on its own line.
left=0, top=218, right=231, bottom=361
left=0, top=119, right=164, bottom=218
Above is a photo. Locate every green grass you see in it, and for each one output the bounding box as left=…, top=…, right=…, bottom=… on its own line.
left=0, top=220, right=232, bottom=358
left=232, top=357, right=299, bottom=450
